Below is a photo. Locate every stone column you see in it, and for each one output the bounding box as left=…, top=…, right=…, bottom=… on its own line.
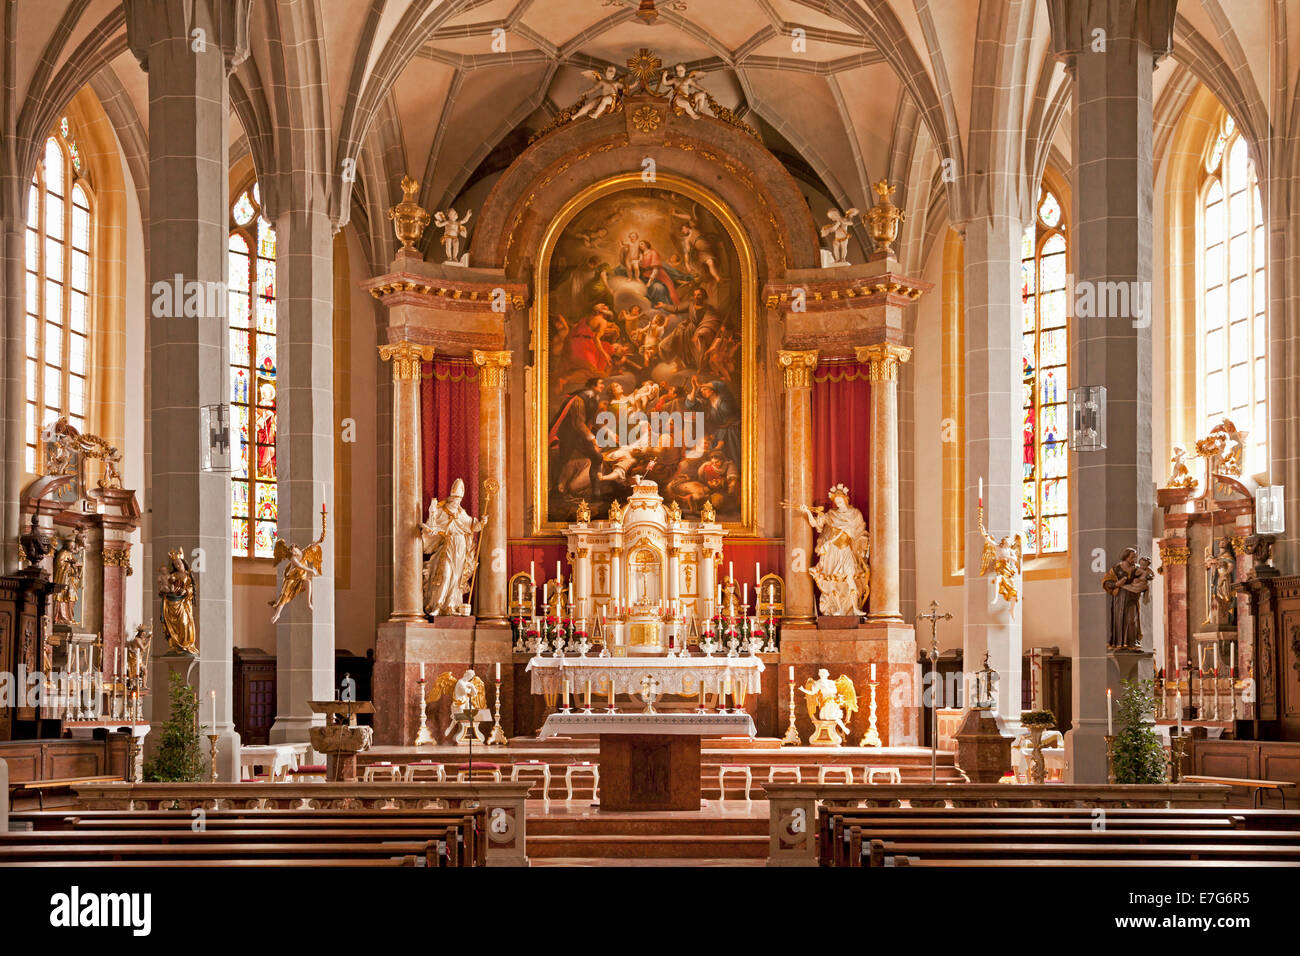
left=961, top=216, right=1025, bottom=728
left=269, top=205, right=336, bottom=744
left=777, top=350, right=818, bottom=623
left=856, top=343, right=911, bottom=621
left=124, top=0, right=252, bottom=781
left=1051, top=0, right=1171, bottom=782
left=473, top=349, right=511, bottom=624
left=379, top=342, right=433, bottom=621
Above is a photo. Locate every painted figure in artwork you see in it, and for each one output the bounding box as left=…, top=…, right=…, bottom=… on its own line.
left=545, top=188, right=745, bottom=525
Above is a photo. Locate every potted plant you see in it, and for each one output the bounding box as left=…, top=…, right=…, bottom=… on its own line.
left=143, top=671, right=207, bottom=782
left=1019, top=708, right=1057, bottom=784
left=1111, top=678, right=1168, bottom=784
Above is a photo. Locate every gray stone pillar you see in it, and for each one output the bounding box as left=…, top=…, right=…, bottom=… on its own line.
left=961, top=216, right=1024, bottom=727
left=124, top=0, right=252, bottom=781
left=1050, top=0, right=1173, bottom=782
left=269, top=206, right=336, bottom=744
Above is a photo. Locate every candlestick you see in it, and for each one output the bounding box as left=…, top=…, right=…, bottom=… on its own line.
left=1104, top=734, right=1116, bottom=784
left=414, top=673, right=435, bottom=745
left=207, top=733, right=220, bottom=782
left=486, top=675, right=508, bottom=746
left=781, top=678, right=801, bottom=746
left=859, top=679, right=882, bottom=747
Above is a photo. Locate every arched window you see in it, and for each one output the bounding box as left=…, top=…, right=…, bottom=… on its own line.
left=228, top=183, right=277, bottom=558
left=1021, top=187, right=1069, bottom=555
left=1200, top=115, right=1266, bottom=473
left=25, top=117, right=93, bottom=472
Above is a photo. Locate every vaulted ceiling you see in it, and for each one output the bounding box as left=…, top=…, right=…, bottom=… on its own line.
left=6, top=1, right=1294, bottom=273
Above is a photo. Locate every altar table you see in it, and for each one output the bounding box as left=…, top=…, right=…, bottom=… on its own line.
left=525, top=656, right=764, bottom=701
left=537, top=712, right=757, bottom=810
left=239, top=743, right=310, bottom=782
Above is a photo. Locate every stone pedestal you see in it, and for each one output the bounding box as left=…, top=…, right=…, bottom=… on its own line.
left=308, top=723, right=374, bottom=782
left=373, top=619, right=514, bottom=746
left=779, top=621, right=920, bottom=745
left=953, top=707, right=1013, bottom=783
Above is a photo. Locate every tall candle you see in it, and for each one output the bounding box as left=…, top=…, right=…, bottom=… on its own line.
left=1106, top=688, right=1113, bottom=736
left=568, top=582, right=574, bottom=606
left=114, top=648, right=119, bottom=678
left=1176, top=690, right=1183, bottom=733
left=1230, top=643, right=1235, bottom=673
left=562, top=679, right=569, bottom=707
left=420, top=661, right=426, bottom=680
left=871, top=662, right=877, bottom=681
left=531, top=561, right=536, bottom=583
left=728, top=561, right=733, bottom=582
left=556, top=560, right=561, bottom=583
left=585, top=680, right=592, bottom=707
left=210, top=689, right=217, bottom=730
left=1173, top=644, right=1180, bottom=674
left=495, top=661, right=501, bottom=681
left=743, top=583, right=748, bottom=610
left=978, top=476, right=983, bottom=507
left=788, top=665, right=794, bottom=682
left=755, top=563, right=761, bottom=588
left=717, top=584, right=722, bottom=607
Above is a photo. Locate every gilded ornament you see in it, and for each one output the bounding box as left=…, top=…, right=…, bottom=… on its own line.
left=776, top=349, right=819, bottom=389
left=799, top=669, right=858, bottom=747
left=864, top=179, right=906, bottom=257
left=632, top=105, right=662, bottom=133
left=472, top=349, right=512, bottom=388
left=977, top=503, right=1022, bottom=616
left=157, top=548, right=197, bottom=655
left=388, top=175, right=430, bottom=253
left=1167, top=443, right=1198, bottom=489
left=855, top=343, right=912, bottom=382
left=268, top=504, right=328, bottom=624
left=379, top=341, right=435, bottom=381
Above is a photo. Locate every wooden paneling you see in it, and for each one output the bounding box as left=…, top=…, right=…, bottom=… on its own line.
left=0, top=738, right=115, bottom=783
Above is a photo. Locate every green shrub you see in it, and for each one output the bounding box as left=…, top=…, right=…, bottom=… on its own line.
left=143, top=671, right=207, bottom=782
left=1111, top=678, right=1168, bottom=784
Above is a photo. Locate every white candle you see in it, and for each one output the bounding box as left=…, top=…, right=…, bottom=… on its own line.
left=728, top=561, right=733, bottom=582
left=1176, top=690, right=1183, bottom=733
left=717, top=584, right=722, bottom=607
left=562, top=678, right=569, bottom=707
left=755, top=563, right=761, bottom=588
left=1106, top=688, right=1113, bottom=736
left=114, top=648, right=119, bottom=678
left=556, top=560, right=561, bottom=583
left=210, top=689, right=217, bottom=730
left=788, top=665, right=794, bottom=682
left=871, top=662, right=877, bottom=681
left=420, top=661, right=426, bottom=680
left=1213, top=644, right=1219, bottom=671
left=1198, top=645, right=1205, bottom=672
left=978, top=476, right=983, bottom=506
left=531, top=561, right=536, bottom=583
left=1230, top=643, right=1235, bottom=672
left=568, top=582, right=574, bottom=606
left=743, top=583, right=748, bottom=610
left=495, top=661, right=501, bottom=681
left=1173, top=644, right=1180, bottom=673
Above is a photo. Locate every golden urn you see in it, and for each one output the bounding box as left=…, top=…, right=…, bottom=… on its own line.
left=388, top=175, right=431, bottom=253
left=865, top=179, right=905, bottom=257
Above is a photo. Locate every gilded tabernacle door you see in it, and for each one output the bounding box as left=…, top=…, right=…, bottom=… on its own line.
left=534, top=174, right=755, bottom=533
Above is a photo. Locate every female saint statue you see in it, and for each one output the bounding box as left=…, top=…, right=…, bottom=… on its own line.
left=420, top=478, right=485, bottom=616
left=158, top=548, right=198, bottom=654
left=800, top=484, right=870, bottom=617
left=52, top=529, right=86, bottom=626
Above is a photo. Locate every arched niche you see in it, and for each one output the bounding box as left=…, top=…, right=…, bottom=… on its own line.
left=469, top=95, right=822, bottom=281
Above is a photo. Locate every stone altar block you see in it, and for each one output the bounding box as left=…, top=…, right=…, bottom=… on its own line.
left=373, top=619, right=513, bottom=746
left=779, top=620, right=919, bottom=745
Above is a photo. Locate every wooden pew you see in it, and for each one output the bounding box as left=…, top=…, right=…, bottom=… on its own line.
left=865, top=836, right=1300, bottom=865
left=8, top=776, right=123, bottom=811
left=0, top=841, right=444, bottom=866
left=1183, top=775, right=1298, bottom=808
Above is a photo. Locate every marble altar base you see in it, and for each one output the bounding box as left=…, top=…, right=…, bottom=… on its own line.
left=373, top=620, right=513, bottom=746
left=779, top=622, right=920, bottom=746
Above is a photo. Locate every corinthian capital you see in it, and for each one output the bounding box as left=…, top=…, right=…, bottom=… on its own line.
left=379, top=342, right=435, bottom=381
left=776, top=349, right=819, bottom=389
left=473, top=350, right=513, bottom=389
left=855, top=343, right=912, bottom=382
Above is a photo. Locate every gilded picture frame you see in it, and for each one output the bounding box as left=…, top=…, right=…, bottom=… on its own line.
left=531, top=173, right=756, bottom=534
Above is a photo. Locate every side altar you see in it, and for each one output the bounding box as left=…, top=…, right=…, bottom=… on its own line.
left=563, top=478, right=725, bottom=654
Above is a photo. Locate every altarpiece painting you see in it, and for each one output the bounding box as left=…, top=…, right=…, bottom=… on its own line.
left=537, top=179, right=752, bottom=530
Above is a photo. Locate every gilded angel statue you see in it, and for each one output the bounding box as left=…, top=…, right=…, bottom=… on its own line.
left=574, top=65, right=624, bottom=120
left=819, top=208, right=860, bottom=265
left=268, top=506, right=327, bottom=623
left=977, top=506, right=1022, bottom=616
left=800, top=668, right=857, bottom=747
left=661, top=63, right=709, bottom=118
left=430, top=668, right=488, bottom=745
left=1167, top=443, right=1198, bottom=489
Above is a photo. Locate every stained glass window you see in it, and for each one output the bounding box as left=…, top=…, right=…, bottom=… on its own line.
left=25, top=118, right=92, bottom=473
left=229, top=184, right=277, bottom=557
left=1020, top=187, right=1069, bottom=556
left=1201, top=116, right=1266, bottom=474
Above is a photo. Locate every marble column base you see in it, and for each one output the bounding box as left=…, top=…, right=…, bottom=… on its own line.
left=778, top=621, right=920, bottom=745
left=373, top=619, right=515, bottom=746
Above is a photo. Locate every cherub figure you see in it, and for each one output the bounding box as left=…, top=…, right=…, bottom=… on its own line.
left=661, top=63, right=709, bottom=119
left=819, top=207, right=860, bottom=265
left=268, top=510, right=327, bottom=623
left=433, top=208, right=472, bottom=264
left=1167, top=443, right=1197, bottom=489
left=574, top=66, right=624, bottom=120
left=977, top=507, right=1022, bottom=616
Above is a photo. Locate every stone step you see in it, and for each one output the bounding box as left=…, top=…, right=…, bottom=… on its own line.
left=527, top=833, right=769, bottom=859
left=528, top=815, right=767, bottom=836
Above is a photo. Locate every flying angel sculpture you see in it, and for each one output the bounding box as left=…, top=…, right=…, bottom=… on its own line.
left=977, top=508, right=1022, bottom=617
left=268, top=507, right=327, bottom=623
left=573, top=66, right=625, bottom=120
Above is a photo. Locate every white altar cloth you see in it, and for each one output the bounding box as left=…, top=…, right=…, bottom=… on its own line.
left=538, top=712, right=756, bottom=738
left=526, top=655, right=764, bottom=696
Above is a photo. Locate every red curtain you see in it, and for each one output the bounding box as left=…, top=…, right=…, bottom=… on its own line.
left=508, top=540, right=568, bottom=586
left=420, top=358, right=480, bottom=517
left=719, top=539, right=786, bottom=586
left=811, top=362, right=872, bottom=517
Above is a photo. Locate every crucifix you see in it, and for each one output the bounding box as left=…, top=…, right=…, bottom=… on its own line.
left=918, top=600, right=953, bottom=784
